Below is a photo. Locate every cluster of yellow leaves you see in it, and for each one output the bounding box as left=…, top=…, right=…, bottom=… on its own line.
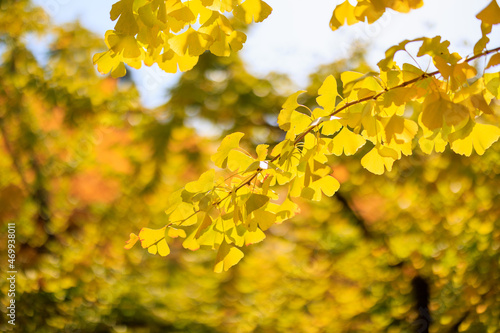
left=93, top=0, right=271, bottom=77
left=126, top=133, right=301, bottom=271
left=127, top=39, right=500, bottom=269
left=329, top=0, right=424, bottom=31
left=126, top=1, right=500, bottom=272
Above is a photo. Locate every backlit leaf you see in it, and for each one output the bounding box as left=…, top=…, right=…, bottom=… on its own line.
left=168, top=27, right=213, bottom=57
left=139, top=227, right=170, bottom=256
left=329, top=0, right=358, bottom=31
left=277, top=90, right=306, bottom=131
left=185, top=169, right=215, bottom=193
left=233, top=0, right=272, bottom=24
left=214, top=241, right=244, bottom=272
left=110, top=0, right=139, bottom=35
left=450, top=123, right=500, bottom=156
left=361, top=146, right=395, bottom=175
left=124, top=233, right=139, bottom=249
left=212, top=132, right=245, bottom=168
left=244, top=228, right=266, bottom=245
left=227, top=150, right=255, bottom=172
left=158, top=48, right=199, bottom=73
left=330, top=127, right=366, bottom=156
left=317, top=75, right=339, bottom=113
left=169, top=202, right=197, bottom=226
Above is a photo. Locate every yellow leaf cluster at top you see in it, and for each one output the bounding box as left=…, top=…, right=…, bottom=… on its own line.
left=93, top=0, right=272, bottom=77
left=329, top=0, right=424, bottom=31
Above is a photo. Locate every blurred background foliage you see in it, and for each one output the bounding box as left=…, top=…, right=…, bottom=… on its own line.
left=0, top=1, right=499, bottom=332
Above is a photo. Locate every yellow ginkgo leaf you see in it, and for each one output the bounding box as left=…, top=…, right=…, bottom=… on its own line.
left=214, top=241, right=244, bottom=272
left=168, top=27, right=213, bottom=56
left=93, top=51, right=126, bottom=78
left=211, top=132, right=245, bottom=168
left=252, top=209, right=276, bottom=230
left=185, top=169, right=215, bottom=194
left=312, top=175, right=340, bottom=198
left=256, top=144, right=268, bottom=160
left=169, top=202, right=197, bottom=226
left=208, top=28, right=247, bottom=56
left=137, top=3, right=167, bottom=29
left=301, top=175, right=340, bottom=201
left=421, top=97, right=470, bottom=130
left=110, top=0, right=139, bottom=35
left=277, top=90, right=306, bottom=131
left=167, top=227, right=187, bottom=238
left=124, top=233, right=139, bottom=249
left=139, top=227, right=166, bottom=248
left=244, top=228, right=266, bottom=245
left=201, top=0, right=238, bottom=13
left=158, top=49, right=199, bottom=73
left=317, top=75, right=339, bottom=113
left=476, top=0, right=500, bottom=25
left=419, top=132, right=447, bottom=154
left=147, top=238, right=171, bottom=256
left=341, top=71, right=364, bottom=93
left=169, top=6, right=196, bottom=24
left=383, top=116, right=418, bottom=144
left=227, top=150, right=255, bottom=172
left=321, top=118, right=342, bottom=136
left=107, top=33, right=141, bottom=58
left=195, top=213, right=213, bottom=239
left=329, top=0, right=358, bottom=31
left=183, top=231, right=201, bottom=251
left=185, top=0, right=213, bottom=24
left=420, top=96, right=444, bottom=130
left=233, top=0, right=272, bottom=24
left=330, top=127, right=366, bottom=156
left=486, top=52, right=500, bottom=69
left=361, top=146, right=395, bottom=175
left=245, top=193, right=269, bottom=214
left=450, top=123, right=500, bottom=156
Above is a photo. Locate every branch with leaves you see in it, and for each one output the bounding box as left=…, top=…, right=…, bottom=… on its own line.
left=119, top=0, right=500, bottom=271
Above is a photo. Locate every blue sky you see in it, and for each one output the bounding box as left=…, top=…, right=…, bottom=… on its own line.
left=33, top=0, right=500, bottom=108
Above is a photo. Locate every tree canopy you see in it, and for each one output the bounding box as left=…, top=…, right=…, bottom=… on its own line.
left=0, top=0, right=499, bottom=332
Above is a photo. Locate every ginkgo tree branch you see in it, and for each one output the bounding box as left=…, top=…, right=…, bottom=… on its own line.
left=128, top=41, right=500, bottom=272
left=290, top=45, right=500, bottom=150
